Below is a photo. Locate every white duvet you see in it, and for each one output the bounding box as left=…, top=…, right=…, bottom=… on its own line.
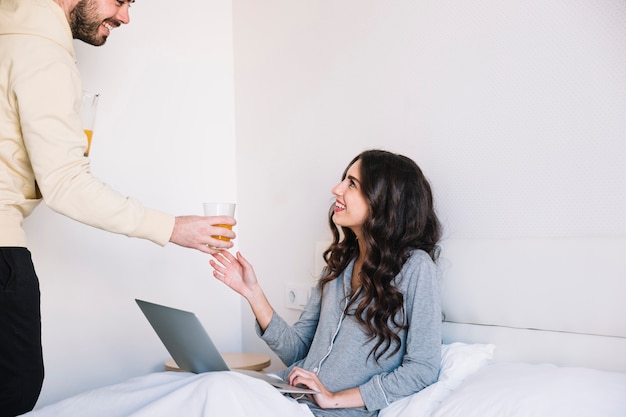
left=24, top=343, right=494, bottom=417
left=23, top=343, right=626, bottom=417
left=21, top=343, right=496, bottom=417
left=22, top=371, right=314, bottom=417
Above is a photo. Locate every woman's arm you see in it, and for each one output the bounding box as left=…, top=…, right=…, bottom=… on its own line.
left=210, top=251, right=320, bottom=366
left=287, top=367, right=365, bottom=409
left=210, top=251, right=273, bottom=330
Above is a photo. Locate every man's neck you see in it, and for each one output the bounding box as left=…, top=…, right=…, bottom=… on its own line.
left=52, top=0, right=78, bottom=21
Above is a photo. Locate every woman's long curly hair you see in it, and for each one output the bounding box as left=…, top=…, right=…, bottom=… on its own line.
left=319, top=149, right=441, bottom=361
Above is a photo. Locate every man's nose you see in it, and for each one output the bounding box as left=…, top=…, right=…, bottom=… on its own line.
left=116, top=3, right=131, bottom=24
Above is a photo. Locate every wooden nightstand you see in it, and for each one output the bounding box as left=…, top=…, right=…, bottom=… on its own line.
left=164, top=352, right=271, bottom=372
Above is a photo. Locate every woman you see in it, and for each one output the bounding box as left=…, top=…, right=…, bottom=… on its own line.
left=210, top=149, right=442, bottom=417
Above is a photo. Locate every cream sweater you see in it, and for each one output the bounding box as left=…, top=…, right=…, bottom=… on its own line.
left=0, top=0, right=174, bottom=247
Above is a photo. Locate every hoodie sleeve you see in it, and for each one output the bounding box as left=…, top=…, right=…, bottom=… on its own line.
left=13, top=32, right=174, bottom=245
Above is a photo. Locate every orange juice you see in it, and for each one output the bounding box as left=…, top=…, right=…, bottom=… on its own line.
left=212, top=224, right=233, bottom=241
left=83, top=129, right=93, bottom=156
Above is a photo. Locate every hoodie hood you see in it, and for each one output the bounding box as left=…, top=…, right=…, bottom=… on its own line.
left=0, top=0, right=75, bottom=60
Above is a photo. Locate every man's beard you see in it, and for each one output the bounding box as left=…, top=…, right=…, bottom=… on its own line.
left=69, top=0, right=107, bottom=46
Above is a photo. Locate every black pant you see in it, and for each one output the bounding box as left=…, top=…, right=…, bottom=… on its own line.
left=0, top=248, right=44, bottom=417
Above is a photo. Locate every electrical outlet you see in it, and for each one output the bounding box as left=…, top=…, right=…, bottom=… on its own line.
left=285, top=283, right=312, bottom=310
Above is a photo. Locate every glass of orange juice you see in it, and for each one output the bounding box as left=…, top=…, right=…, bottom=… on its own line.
left=80, top=90, right=99, bottom=157
left=203, top=202, right=236, bottom=246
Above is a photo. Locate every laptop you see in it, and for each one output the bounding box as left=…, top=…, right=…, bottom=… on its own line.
left=135, top=299, right=317, bottom=394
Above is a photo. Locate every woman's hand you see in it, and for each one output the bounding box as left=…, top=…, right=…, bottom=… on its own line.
left=210, top=250, right=258, bottom=298
left=287, top=367, right=364, bottom=409
left=288, top=367, right=333, bottom=406
left=209, top=251, right=274, bottom=330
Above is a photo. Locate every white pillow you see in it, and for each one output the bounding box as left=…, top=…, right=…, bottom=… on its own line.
left=379, top=342, right=495, bottom=417
left=429, top=362, right=626, bottom=417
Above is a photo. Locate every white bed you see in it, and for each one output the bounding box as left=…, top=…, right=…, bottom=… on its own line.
left=22, top=237, right=626, bottom=416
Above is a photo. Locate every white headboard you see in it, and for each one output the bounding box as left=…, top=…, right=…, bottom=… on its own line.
left=439, top=237, right=626, bottom=372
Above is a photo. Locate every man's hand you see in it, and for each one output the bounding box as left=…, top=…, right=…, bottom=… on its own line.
left=169, top=215, right=236, bottom=254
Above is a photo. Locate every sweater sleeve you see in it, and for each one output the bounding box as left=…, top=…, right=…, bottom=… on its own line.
left=256, top=284, right=322, bottom=367
left=15, top=43, right=174, bottom=246
left=358, top=253, right=442, bottom=411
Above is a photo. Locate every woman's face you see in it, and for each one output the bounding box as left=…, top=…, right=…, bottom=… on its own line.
left=331, top=159, right=369, bottom=235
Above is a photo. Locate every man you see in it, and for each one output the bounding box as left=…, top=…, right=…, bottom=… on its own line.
left=0, top=0, right=236, bottom=414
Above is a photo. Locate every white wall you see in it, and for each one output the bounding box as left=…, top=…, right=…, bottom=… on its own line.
left=28, top=0, right=626, bottom=408
left=232, top=0, right=626, bottom=370
left=26, top=0, right=239, bottom=408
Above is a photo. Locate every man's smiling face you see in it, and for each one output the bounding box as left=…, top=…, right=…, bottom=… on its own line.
left=69, top=0, right=133, bottom=46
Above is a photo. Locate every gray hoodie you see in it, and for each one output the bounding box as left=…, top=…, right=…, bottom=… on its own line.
left=258, top=249, right=442, bottom=417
